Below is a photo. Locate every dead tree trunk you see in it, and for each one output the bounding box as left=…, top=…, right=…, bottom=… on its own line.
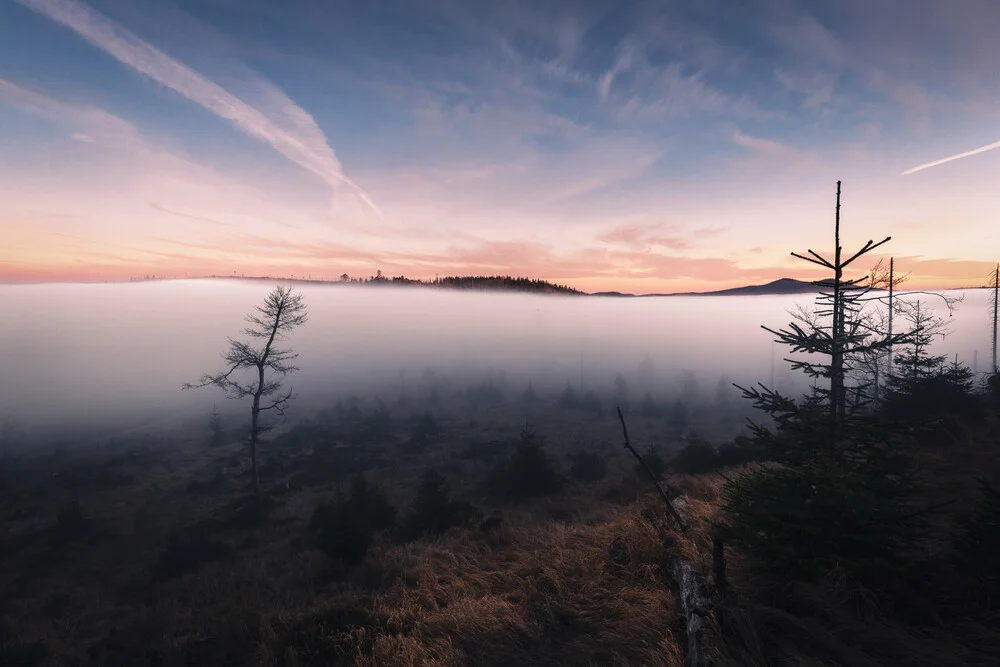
left=250, top=392, right=261, bottom=501
left=831, top=181, right=845, bottom=424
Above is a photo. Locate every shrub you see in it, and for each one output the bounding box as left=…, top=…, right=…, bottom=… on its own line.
left=54, top=500, right=87, bottom=542
left=357, top=400, right=392, bottom=442
left=466, top=382, right=504, bottom=406
left=557, top=384, right=577, bottom=410
left=427, top=387, right=441, bottom=406
left=987, top=372, right=1000, bottom=401
left=639, top=392, right=660, bottom=418
left=311, top=475, right=396, bottom=565
left=716, top=434, right=768, bottom=467
left=670, top=437, right=721, bottom=474
left=0, top=641, right=47, bottom=667
left=399, top=469, right=479, bottom=541
left=487, top=425, right=562, bottom=501
left=454, top=438, right=509, bottom=463
left=579, top=390, right=603, bottom=415
left=409, top=412, right=442, bottom=446
left=158, top=527, right=234, bottom=579
left=955, top=478, right=1000, bottom=597
left=570, top=452, right=607, bottom=482
left=634, top=445, right=666, bottom=481
left=720, top=456, right=922, bottom=581
left=667, top=400, right=687, bottom=432
left=208, top=406, right=225, bottom=447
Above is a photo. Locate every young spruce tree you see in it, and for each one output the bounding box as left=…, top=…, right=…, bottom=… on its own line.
left=720, top=181, right=924, bottom=581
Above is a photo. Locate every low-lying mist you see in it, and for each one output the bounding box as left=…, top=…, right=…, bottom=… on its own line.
left=0, top=279, right=991, bottom=451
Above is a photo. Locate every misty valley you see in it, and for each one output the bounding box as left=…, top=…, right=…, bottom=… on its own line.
left=4, top=0, right=1000, bottom=663
left=1, top=276, right=999, bottom=666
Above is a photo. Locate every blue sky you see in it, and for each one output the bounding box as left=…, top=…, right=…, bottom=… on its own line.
left=1, top=0, right=998, bottom=291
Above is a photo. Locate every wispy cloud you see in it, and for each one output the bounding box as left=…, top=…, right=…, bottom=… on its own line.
left=901, top=139, right=1000, bottom=175
left=731, top=130, right=816, bottom=166
left=17, top=0, right=380, bottom=218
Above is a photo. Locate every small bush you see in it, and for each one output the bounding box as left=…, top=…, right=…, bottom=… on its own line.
left=667, top=400, right=687, bottom=432
left=557, top=385, right=577, bottom=410
left=639, top=392, right=660, bottom=418
left=717, top=434, right=768, bottom=467
left=720, top=460, right=922, bottom=581
left=311, top=475, right=396, bottom=565
left=579, top=390, right=603, bottom=415
left=0, top=641, right=47, bottom=667
left=42, top=592, right=72, bottom=620
left=409, top=412, right=442, bottom=446
left=454, top=438, right=509, bottom=463
left=54, top=500, right=87, bottom=543
left=671, top=438, right=721, bottom=474
left=358, top=400, right=393, bottom=442
left=570, top=452, right=607, bottom=482
left=465, top=382, right=504, bottom=407
left=986, top=372, right=1000, bottom=401
left=487, top=425, right=562, bottom=502
left=399, top=469, right=479, bottom=541
left=312, top=494, right=373, bottom=567
left=158, top=527, right=234, bottom=579
left=955, top=478, right=1000, bottom=596
left=634, top=445, right=666, bottom=481
left=427, top=387, right=441, bottom=406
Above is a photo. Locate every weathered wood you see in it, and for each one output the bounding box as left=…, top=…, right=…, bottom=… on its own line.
left=673, top=558, right=712, bottom=667
left=617, top=407, right=713, bottom=666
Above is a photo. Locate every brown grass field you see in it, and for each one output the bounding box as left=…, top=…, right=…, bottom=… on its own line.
left=1, top=394, right=998, bottom=666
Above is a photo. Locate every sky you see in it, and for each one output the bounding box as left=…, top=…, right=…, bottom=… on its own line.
left=1, top=0, right=998, bottom=293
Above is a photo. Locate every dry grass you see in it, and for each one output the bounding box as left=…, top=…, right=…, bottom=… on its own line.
left=3, top=400, right=999, bottom=666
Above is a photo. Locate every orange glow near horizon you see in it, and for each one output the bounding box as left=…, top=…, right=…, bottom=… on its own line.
left=2, top=2, right=998, bottom=296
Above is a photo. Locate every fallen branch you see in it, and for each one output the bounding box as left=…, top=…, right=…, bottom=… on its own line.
left=616, top=406, right=687, bottom=531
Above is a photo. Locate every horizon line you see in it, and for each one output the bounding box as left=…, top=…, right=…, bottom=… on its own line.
left=0, top=273, right=986, bottom=296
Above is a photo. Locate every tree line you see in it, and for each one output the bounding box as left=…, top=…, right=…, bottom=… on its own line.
left=337, top=271, right=583, bottom=294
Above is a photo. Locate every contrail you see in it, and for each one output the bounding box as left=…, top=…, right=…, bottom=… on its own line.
left=18, top=0, right=381, bottom=218
left=902, top=139, right=1000, bottom=175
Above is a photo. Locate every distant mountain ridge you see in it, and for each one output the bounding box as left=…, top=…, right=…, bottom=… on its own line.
left=591, top=278, right=821, bottom=297
left=658, top=277, right=821, bottom=296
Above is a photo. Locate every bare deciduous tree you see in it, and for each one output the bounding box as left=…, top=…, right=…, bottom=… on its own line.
left=183, top=285, right=308, bottom=499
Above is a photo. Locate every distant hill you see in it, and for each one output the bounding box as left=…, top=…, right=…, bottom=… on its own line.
left=590, top=291, right=636, bottom=298
left=639, top=278, right=820, bottom=297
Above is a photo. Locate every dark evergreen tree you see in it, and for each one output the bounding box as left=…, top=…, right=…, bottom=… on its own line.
left=208, top=405, right=225, bottom=447
left=399, top=469, right=479, bottom=540
left=487, top=424, right=562, bottom=501
left=721, top=181, right=925, bottom=582
left=639, top=392, right=660, bottom=418
left=557, top=384, right=577, bottom=410
left=614, top=372, right=630, bottom=413
left=667, top=399, right=687, bottom=434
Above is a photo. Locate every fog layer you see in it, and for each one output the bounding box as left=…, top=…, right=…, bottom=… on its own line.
left=0, top=280, right=991, bottom=446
